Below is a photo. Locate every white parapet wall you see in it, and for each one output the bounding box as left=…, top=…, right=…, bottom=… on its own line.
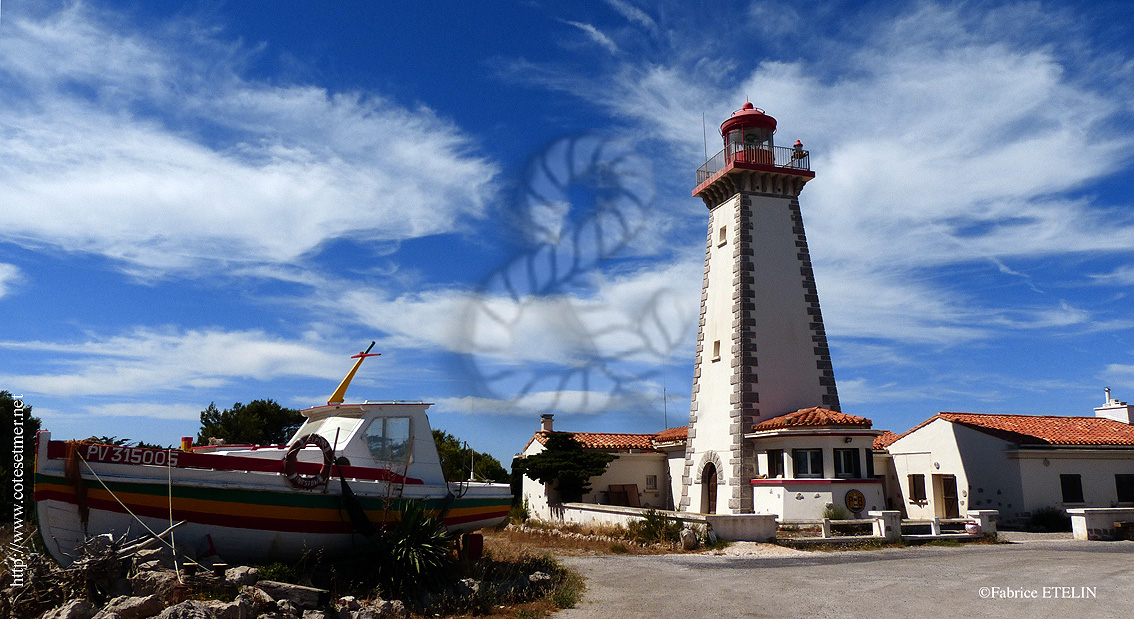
left=553, top=503, right=778, bottom=542
left=1067, top=507, right=1134, bottom=540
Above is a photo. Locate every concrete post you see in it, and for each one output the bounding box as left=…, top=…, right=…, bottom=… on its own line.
left=966, top=510, right=999, bottom=537
left=868, top=510, right=901, bottom=541
left=930, top=518, right=941, bottom=536
left=821, top=518, right=832, bottom=538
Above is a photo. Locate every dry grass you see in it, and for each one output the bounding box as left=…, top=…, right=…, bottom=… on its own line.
left=483, top=526, right=685, bottom=558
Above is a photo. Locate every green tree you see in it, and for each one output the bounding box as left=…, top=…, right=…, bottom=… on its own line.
left=514, top=432, right=618, bottom=503
left=197, top=399, right=304, bottom=446
left=2, top=391, right=42, bottom=523
left=432, top=429, right=509, bottom=482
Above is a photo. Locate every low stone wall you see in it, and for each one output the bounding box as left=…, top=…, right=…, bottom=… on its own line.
left=1067, top=507, right=1134, bottom=540
left=553, top=504, right=777, bottom=542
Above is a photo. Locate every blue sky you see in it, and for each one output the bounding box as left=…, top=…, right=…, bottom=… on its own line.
left=3, top=0, right=1134, bottom=465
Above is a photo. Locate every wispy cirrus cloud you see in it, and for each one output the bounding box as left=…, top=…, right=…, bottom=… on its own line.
left=0, top=264, right=22, bottom=299
left=0, top=328, right=343, bottom=397
left=0, top=3, right=498, bottom=276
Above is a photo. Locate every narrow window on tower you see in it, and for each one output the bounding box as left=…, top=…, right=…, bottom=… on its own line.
left=718, top=225, right=727, bottom=247
left=712, top=340, right=721, bottom=362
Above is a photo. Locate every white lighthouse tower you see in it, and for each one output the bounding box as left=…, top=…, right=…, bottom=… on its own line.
left=680, top=103, right=839, bottom=515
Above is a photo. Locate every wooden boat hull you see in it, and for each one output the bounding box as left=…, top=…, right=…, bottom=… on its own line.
left=34, top=434, right=511, bottom=566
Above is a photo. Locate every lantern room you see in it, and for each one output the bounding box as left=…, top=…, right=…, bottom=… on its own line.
left=721, top=101, right=777, bottom=155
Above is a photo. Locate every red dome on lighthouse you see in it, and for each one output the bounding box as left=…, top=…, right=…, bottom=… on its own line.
left=720, top=101, right=777, bottom=136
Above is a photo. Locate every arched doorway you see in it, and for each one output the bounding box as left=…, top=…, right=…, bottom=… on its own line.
left=701, top=463, right=718, bottom=514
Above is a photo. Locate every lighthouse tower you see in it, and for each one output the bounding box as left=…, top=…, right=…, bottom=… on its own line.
left=681, top=103, right=839, bottom=515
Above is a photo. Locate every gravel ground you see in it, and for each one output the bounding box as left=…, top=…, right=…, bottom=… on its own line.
left=556, top=539, right=1134, bottom=618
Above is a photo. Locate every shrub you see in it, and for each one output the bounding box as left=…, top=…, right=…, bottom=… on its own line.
left=628, top=509, right=682, bottom=545
left=375, top=500, right=456, bottom=595
left=821, top=504, right=849, bottom=521
left=1027, top=506, right=1072, bottom=532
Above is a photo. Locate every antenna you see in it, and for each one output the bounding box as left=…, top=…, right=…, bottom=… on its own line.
left=662, top=374, right=668, bottom=429
left=702, top=112, right=708, bottom=162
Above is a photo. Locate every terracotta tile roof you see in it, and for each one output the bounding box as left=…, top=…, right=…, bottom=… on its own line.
left=874, top=430, right=899, bottom=450
left=652, top=426, right=688, bottom=444
left=526, top=426, right=688, bottom=452
left=751, top=407, right=873, bottom=431
left=918, top=412, right=1134, bottom=446
left=530, top=431, right=656, bottom=450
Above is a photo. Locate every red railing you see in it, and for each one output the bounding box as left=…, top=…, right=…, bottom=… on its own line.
left=696, top=144, right=811, bottom=185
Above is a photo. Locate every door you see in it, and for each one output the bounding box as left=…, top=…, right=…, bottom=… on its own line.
left=939, top=475, right=960, bottom=518
left=702, top=463, right=718, bottom=514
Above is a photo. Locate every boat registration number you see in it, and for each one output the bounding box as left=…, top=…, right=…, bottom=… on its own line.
left=85, top=444, right=180, bottom=467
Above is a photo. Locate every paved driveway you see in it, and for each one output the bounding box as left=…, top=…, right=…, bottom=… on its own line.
left=556, top=540, right=1134, bottom=618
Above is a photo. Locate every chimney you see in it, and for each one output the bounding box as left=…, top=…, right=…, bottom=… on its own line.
left=1095, top=388, right=1134, bottom=424
left=540, top=414, right=554, bottom=433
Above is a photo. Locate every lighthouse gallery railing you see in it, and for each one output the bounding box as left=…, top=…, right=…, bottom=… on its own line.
left=696, top=144, right=811, bottom=185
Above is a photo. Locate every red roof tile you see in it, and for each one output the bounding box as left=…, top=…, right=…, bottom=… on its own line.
left=874, top=430, right=899, bottom=450
left=928, top=412, right=1134, bottom=446
left=531, top=431, right=656, bottom=450
left=751, top=407, right=873, bottom=431
left=652, top=426, right=688, bottom=444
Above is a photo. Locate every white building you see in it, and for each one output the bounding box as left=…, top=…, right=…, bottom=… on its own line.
left=518, top=414, right=687, bottom=520
left=884, top=392, right=1134, bottom=526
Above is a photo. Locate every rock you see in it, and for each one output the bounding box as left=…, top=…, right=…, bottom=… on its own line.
left=93, top=595, right=164, bottom=619
left=301, top=611, right=325, bottom=619
left=133, top=548, right=176, bottom=571
left=255, top=581, right=328, bottom=610
left=356, top=602, right=405, bottom=619
left=275, top=601, right=300, bottom=618
left=455, top=578, right=480, bottom=597
left=42, top=599, right=97, bottom=619
left=335, top=597, right=360, bottom=612
left=528, top=572, right=551, bottom=585
left=681, top=528, right=699, bottom=551
left=201, top=597, right=254, bottom=619
left=224, top=566, right=260, bottom=587
left=155, top=601, right=216, bottom=619
left=130, top=570, right=180, bottom=598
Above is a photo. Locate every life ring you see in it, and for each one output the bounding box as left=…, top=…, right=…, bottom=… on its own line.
left=284, top=433, right=333, bottom=490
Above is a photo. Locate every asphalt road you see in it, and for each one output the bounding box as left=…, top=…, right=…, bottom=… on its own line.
left=556, top=540, right=1134, bottom=618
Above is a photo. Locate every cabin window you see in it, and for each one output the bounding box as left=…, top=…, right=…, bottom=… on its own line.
left=792, top=449, right=823, bottom=478
left=1060, top=474, right=1085, bottom=504
left=833, top=448, right=861, bottom=479
left=1116, top=474, right=1134, bottom=503
left=300, top=417, right=361, bottom=446
left=767, top=449, right=784, bottom=478
left=365, top=417, right=412, bottom=463
left=908, top=474, right=927, bottom=502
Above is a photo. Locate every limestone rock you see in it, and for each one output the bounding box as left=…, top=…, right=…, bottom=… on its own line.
left=276, top=600, right=300, bottom=618
left=201, top=597, right=254, bottom=619
left=681, top=528, right=699, bottom=550
left=129, top=570, right=180, bottom=598
left=224, top=566, right=259, bottom=587
left=93, top=595, right=165, bottom=619
left=335, top=597, right=360, bottom=612
left=155, top=600, right=216, bottom=619
left=301, top=611, right=326, bottom=619
left=42, top=599, right=97, bottom=619
left=255, top=581, right=328, bottom=610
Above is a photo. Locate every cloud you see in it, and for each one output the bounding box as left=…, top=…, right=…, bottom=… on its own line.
left=513, top=2, right=1134, bottom=345
left=0, top=328, right=344, bottom=397
left=0, top=264, right=22, bottom=298
left=83, top=402, right=205, bottom=421
left=1090, top=265, right=1134, bottom=286
left=0, top=4, right=498, bottom=275
left=432, top=389, right=661, bottom=417
left=561, top=20, right=619, bottom=55
left=603, top=0, right=658, bottom=33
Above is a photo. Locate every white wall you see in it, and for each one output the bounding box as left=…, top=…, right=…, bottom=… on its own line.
left=1014, top=449, right=1134, bottom=515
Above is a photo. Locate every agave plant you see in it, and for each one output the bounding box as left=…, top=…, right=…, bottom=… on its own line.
left=376, top=500, right=456, bottom=595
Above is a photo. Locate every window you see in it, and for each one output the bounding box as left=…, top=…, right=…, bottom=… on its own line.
left=792, top=449, right=823, bottom=478
left=1060, top=474, right=1084, bottom=503
left=767, top=449, right=784, bottom=478
left=712, top=340, right=721, bottom=362
left=718, top=226, right=727, bottom=247
left=645, top=475, right=658, bottom=490
left=833, top=448, right=861, bottom=479
left=908, top=474, right=927, bottom=502
left=865, top=449, right=876, bottom=478
left=1117, top=474, right=1134, bottom=503
left=364, top=417, right=412, bottom=462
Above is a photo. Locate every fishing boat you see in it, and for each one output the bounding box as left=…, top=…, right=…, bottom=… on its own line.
left=33, top=346, right=512, bottom=566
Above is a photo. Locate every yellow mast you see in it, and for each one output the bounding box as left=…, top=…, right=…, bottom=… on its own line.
left=327, top=342, right=380, bottom=405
